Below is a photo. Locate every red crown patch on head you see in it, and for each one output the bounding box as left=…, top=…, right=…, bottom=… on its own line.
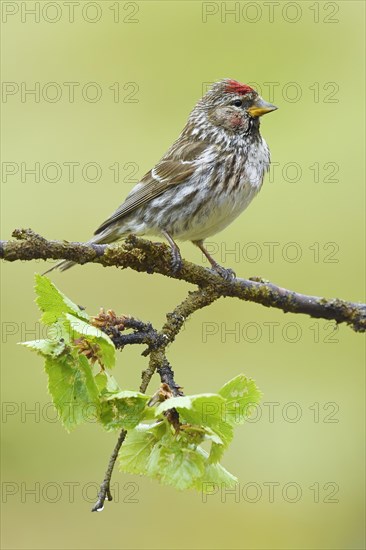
left=225, top=80, right=254, bottom=95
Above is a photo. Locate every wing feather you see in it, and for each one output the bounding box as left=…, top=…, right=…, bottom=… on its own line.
left=94, top=140, right=210, bottom=235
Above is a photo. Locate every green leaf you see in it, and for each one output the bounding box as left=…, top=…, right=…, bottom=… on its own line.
left=119, top=425, right=161, bottom=475
left=208, top=442, right=225, bottom=464
left=99, top=391, right=150, bottom=431
left=95, top=370, right=120, bottom=395
left=155, top=394, right=226, bottom=427
left=141, top=405, right=156, bottom=421
left=218, top=374, right=262, bottom=425
left=145, top=420, right=169, bottom=439
left=45, top=353, right=99, bottom=431
left=65, top=314, right=115, bottom=369
left=35, top=274, right=89, bottom=325
left=155, top=393, right=234, bottom=452
left=199, top=462, right=238, bottom=491
left=21, top=338, right=66, bottom=357
left=155, top=395, right=194, bottom=414
left=21, top=316, right=74, bottom=358
left=146, top=435, right=206, bottom=490
left=194, top=446, right=238, bottom=489
left=178, top=424, right=219, bottom=447
left=203, top=427, right=223, bottom=446
left=119, top=417, right=238, bottom=492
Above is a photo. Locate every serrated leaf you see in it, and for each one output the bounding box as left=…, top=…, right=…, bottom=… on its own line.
left=194, top=446, right=238, bottom=489
left=218, top=374, right=262, bottom=425
left=208, top=442, right=226, bottom=464
left=200, top=463, right=238, bottom=491
left=65, top=314, right=115, bottom=369
left=156, top=394, right=233, bottom=448
left=119, top=425, right=160, bottom=475
left=203, top=427, right=223, bottom=445
left=45, top=354, right=99, bottom=431
left=183, top=395, right=229, bottom=436
left=35, top=274, right=89, bottom=325
left=99, top=391, right=150, bottom=431
left=20, top=338, right=66, bottom=357
left=146, top=436, right=206, bottom=490
left=119, top=418, right=237, bottom=492
left=155, top=394, right=228, bottom=434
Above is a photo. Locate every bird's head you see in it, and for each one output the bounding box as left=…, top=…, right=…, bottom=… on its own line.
left=195, top=79, right=278, bottom=135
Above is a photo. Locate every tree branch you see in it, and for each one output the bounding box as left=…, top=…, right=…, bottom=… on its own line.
left=4, top=227, right=364, bottom=511
left=1, top=228, right=365, bottom=332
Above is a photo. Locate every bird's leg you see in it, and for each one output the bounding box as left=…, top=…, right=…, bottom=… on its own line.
left=193, top=240, right=236, bottom=281
left=162, top=230, right=183, bottom=273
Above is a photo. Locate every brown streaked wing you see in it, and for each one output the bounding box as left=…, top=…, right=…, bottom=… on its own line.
left=94, top=140, right=210, bottom=235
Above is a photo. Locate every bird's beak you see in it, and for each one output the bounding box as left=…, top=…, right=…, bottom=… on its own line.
left=247, top=97, right=278, bottom=118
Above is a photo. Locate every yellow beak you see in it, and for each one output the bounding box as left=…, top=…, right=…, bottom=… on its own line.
left=247, top=97, right=278, bottom=118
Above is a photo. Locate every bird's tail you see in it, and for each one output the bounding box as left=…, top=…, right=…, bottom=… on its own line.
left=43, top=259, right=77, bottom=275
left=42, top=229, right=120, bottom=275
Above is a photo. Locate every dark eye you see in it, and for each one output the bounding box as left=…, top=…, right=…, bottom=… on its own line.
left=232, top=99, right=242, bottom=107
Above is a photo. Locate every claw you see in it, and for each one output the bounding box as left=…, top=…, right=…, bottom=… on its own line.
left=211, top=264, right=236, bottom=281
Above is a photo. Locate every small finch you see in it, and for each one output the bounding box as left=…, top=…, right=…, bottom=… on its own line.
left=49, top=79, right=277, bottom=278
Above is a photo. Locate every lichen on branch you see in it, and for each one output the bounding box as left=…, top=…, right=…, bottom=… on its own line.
left=1, top=228, right=365, bottom=332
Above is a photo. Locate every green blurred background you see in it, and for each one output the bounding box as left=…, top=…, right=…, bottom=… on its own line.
left=1, top=1, right=365, bottom=548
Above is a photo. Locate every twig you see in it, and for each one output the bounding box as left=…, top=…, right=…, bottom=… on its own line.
left=156, top=357, right=183, bottom=397
left=91, top=428, right=127, bottom=512
left=140, top=288, right=219, bottom=392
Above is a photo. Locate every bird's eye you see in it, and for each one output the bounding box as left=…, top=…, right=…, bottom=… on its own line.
left=232, top=99, right=242, bottom=107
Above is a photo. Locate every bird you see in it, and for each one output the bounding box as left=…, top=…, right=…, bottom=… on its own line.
left=47, top=79, right=277, bottom=278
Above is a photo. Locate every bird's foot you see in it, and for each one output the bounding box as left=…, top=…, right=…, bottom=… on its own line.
left=192, top=240, right=236, bottom=281
left=210, top=263, right=236, bottom=281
